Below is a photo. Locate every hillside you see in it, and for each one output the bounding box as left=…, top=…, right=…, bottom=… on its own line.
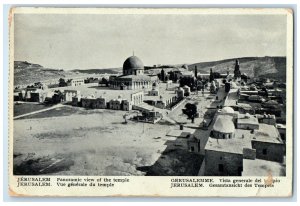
left=14, top=56, right=286, bottom=86
left=14, top=61, right=121, bottom=86
left=188, top=56, right=286, bottom=80
left=14, top=61, right=70, bottom=86
left=71, top=68, right=121, bottom=74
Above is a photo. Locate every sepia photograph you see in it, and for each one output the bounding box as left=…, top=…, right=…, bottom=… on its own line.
left=8, top=7, right=294, bottom=197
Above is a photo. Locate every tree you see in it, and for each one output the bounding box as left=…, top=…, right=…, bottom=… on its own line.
left=209, top=68, right=214, bottom=82
left=101, top=77, right=108, bottom=86
left=169, top=71, right=176, bottom=82
left=52, top=90, right=64, bottom=104
left=58, top=78, right=67, bottom=87
left=179, top=76, right=195, bottom=90
left=234, top=59, right=241, bottom=79
left=160, top=69, right=165, bottom=82
left=182, top=103, right=197, bottom=123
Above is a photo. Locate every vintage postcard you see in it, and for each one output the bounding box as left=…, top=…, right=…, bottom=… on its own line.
left=8, top=7, right=293, bottom=197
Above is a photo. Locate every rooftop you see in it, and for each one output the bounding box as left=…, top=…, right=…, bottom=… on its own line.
left=205, top=135, right=252, bottom=155
left=144, top=83, right=177, bottom=102
left=253, top=123, right=282, bottom=144
left=220, top=106, right=235, bottom=114
left=205, top=123, right=282, bottom=155
left=48, top=83, right=137, bottom=101
left=212, top=115, right=235, bottom=134
left=235, top=103, right=253, bottom=110
left=123, top=56, right=144, bottom=71
left=166, top=128, right=196, bottom=138
left=243, top=158, right=285, bottom=176
left=237, top=114, right=259, bottom=125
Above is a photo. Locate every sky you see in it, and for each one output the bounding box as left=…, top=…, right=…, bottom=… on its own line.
left=14, top=13, right=287, bottom=70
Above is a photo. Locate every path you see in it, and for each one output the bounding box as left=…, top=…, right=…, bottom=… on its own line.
left=14, top=104, right=64, bottom=120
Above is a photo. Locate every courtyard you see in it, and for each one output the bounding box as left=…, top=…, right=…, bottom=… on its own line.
left=13, top=106, right=192, bottom=175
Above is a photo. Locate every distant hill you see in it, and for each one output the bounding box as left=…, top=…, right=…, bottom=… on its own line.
left=14, top=56, right=286, bottom=86
left=71, top=68, right=121, bottom=74
left=14, top=61, right=69, bottom=86
left=14, top=61, right=121, bottom=86
left=188, top=56, right=286, bottom=80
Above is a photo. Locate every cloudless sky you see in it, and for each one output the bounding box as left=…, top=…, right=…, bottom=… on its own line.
left=14, top=13, right=287, bottom=70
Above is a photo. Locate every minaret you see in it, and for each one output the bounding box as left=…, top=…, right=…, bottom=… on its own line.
left=234, top=59, right=241, bottom=79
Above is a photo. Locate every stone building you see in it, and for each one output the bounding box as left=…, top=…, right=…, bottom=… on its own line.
left=67, top=79, right=84, bottom=87
left=204, top=111, right=285, bottom=176
left=204, top=149, right=244, bottom=176
left=18, top=88, right=46, bottom=102
left=251, top=124, right=285, bottom=163
left=187, top=135, right=201, bottom=154
left=121, top=99, right=132, bottom=111
left=236, top=113, right=259, bottom=130
left=109, top=99, right=122, bottom=110
left=183, top=85, right=191, bottom=96
left=258, top=114, right=276, bottom=125
left=64, top=90, right=80, bottom=102
left=276, top=124, right=286, bottom=143
left=176, top=87, right=184, bottom=99
left=110, top=56, right=158, bottom=90
left=72, top=95, right=81, bottom=106
left=218, top=106, right=236, bottom=117
left=131, top=91, right=144, bottom=105
left=81, top=96, right=107, bottom=109
left=30, top=92, right=43, bottom=102
left=211, top=115, right=235, bottom=139
left=148, top=83, right=159, bottom=96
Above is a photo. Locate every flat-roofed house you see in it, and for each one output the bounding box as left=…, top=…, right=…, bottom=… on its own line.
left=64, top=90, right=80, bottom=102
left=236, top=113, right=259, bottom=130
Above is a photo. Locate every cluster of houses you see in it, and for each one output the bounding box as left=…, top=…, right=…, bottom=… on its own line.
left=185, top=75, right=286, bottom=176
left=62, top=89, right=144, bottom=111
left=202, top=104, right=285, bottom=176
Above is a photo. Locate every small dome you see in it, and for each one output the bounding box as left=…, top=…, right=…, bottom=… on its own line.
left=213, top=116, right=235, bottom=134
left=221, top=106, right=234, bottom=114
left=123, top=56, right=144, bottom=71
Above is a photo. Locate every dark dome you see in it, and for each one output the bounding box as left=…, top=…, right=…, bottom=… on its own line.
left=123, top=56, right=144, bottom=71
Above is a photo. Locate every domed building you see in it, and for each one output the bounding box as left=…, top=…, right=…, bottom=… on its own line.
left=221, top=106, right=234, bottom=114
left=219, top=106, right=236, bottom=117
left=212, top=115, right=235, bottom=139
left=123, top=56, right=144, bottom=75
left=110, top=55, right=158, bottom=90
